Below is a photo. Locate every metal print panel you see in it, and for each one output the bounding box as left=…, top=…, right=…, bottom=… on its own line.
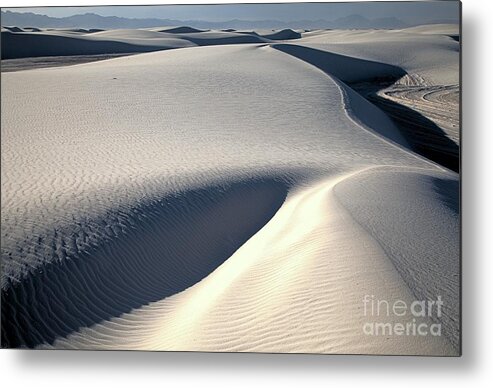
left=0, top=1, right=461, bottom=355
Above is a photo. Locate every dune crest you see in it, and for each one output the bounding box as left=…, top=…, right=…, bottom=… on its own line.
left=157, top=26, right=207, bottom=34
left=1, top=25, right=459, bottom=354
left=50, top=167, right=455, bottom=355
left=1, top=177, right=289, bottom=348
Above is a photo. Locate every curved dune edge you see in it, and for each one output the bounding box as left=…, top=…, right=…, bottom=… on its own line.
left=43, top=48, right=456, bottom=353
left=1, top=43, right=432, bottom=287
left=154, top=26, right=207, bottom=34
left=1, top=177, right=291, bottom=348
left=2, top=42, right=458, bottom=353
left=0, top=29, right=268, bottom=59
left=333, top=167, right=460, bottom=351
left=272, top=43, right=406, bottom=83
left=271, top=44, right=410, bottom=149
left=271, top=43, right=454, bottom=173
left=47, top=167, right=456, bottom=355
left=279, top=38, right=455, bottom=185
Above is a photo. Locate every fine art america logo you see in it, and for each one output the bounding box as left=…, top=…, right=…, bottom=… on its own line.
left=362, top=295, right=444, bottom=337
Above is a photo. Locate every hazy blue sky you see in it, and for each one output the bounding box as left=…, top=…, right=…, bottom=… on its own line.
left=4, top=2, right=460, bottom=23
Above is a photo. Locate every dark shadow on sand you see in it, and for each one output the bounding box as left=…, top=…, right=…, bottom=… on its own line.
left=273, top=44, right=459, bottom=173
left=433, top=178, right=460, bottom=214
left=1, top=31, right=169, bottom=59
left=1, top=177, right=289, bottom=348
left=352, top=85, right=460, bottom=172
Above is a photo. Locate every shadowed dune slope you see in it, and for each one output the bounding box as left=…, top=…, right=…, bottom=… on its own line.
left=1, top=31, right=183, bottom=59
left=0, top=29, right=269, bottom=59
left=48, top=167, right=457, bottom=355
left=273, top=43, right=406, bottom=83
left=261, top=29, right=301, bottom=40
left=157, top=26, right=207, bottom=34
left=294, top=27, right=459, bottom=86
left=1, top=177, right=289, bottom=348
left=1, top=43, right=458, bottom=353
left=2, top=26, right=23, bottom=32
left=273, top=42, right=459, bottom=171
left=174, top=31, right=267, bottom=45
left=273, top=44, right=409, bottom=148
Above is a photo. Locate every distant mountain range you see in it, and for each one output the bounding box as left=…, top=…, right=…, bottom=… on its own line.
left=0, top=10, right=457, bottom=30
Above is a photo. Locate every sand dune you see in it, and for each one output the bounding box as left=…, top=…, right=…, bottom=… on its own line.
left=295, top=25, right=459, bottom=85
left=1, top=29, right=196, bottom=59
left=273, top=43, right=406, bottom=83
left=1, top=177, right=289, bottom=348
left=374, top=83, right=460, bottom=144
left=2, top=26, right=458, bottom=155
left=2, top=26, right=23, bottom=32
left=351, top=80, right=460, bottom=171
left=260, top=28, right=301, bottom=40
left=288, top=25, right=459, bottom=170
left=401, top=23, right=460, bottom=36
left=0, top=27, right=276, bottom=59
left=169, top=30, right=267, bottom=45
left=0, top=53, right=140, bottom=72
left=154, top=26, right=207, bottom=34
left=47, top=167, right=455, bottom=355
left=334, top=167, right=460, bottom=351
left=1, top=25, right=460, bottom=354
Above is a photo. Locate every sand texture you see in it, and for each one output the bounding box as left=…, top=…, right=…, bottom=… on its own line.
left=1, top=25, right=460, bottom=355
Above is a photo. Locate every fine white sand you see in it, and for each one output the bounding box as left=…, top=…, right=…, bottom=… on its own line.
left=292, top=25, right=460, bottom=146
left=1, top=25, right=460, bottom=354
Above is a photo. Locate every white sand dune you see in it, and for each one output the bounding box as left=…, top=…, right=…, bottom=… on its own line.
left=0, top=26, right=306, bottom=60
left=150, top=26, right=207, bottom=34
left=1, top=26, right=459, bottom=354
left=1, top=29, right=197, bottom=59
left=273, top=43, right=407, bottom=83
left=0, top=27, right=272, bottom=59
left=295, top=25, right=459, bottom=85
left=47, top=166, right=455, bottom=355
left=2, top=26, right=23, bottom=32
left=401, top=23, right=459, bottom=36
left=258, top=28, right=302, bottom=40
left=290, top=25, right=459, bottom=169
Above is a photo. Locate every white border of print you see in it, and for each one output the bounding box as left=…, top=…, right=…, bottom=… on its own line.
left=0, top=0, right=491, bottom=387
